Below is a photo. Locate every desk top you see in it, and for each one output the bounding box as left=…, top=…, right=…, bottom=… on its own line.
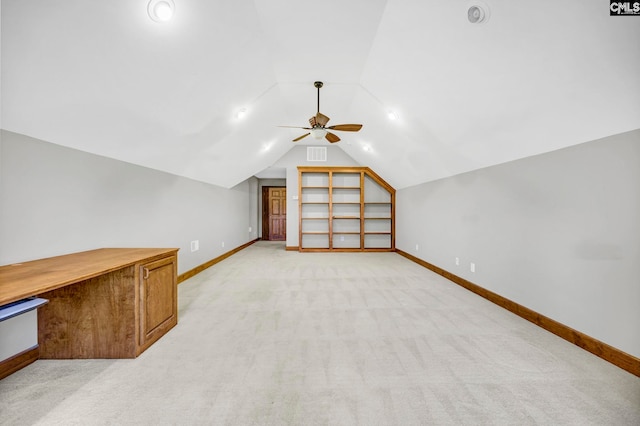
left=0, top=248, right=179, bottom=306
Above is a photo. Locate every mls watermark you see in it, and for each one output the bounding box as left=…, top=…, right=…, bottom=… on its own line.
left=610, top=1, right=640, bottom=15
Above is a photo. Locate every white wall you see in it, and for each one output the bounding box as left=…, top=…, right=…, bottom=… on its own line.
left=248, top=176, right=259, bottom=240
left=396, top=129, right=640, bottom=358
left=0, top=130, right=258, bottom=274
left=269, top=146, right=360, bottom=247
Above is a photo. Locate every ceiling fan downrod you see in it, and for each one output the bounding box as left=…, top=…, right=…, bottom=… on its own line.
left=314, top=81, right=323, bottom=115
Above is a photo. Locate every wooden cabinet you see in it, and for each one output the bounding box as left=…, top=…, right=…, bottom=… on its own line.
left=0, top=248, right=178, bottom=361
left=298, top=167, right=395, bottom=252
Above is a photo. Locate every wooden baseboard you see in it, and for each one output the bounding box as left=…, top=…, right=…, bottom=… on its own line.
left=396, top=249, right=640, bottom=377
left=177, top=239, right=258, bottom=284
left=0, top=346, right=39, bottom=380
left=285, top=246, right=299, bottom=251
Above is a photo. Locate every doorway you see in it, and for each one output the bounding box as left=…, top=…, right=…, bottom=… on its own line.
left=262, top=187, right=286, bottom=241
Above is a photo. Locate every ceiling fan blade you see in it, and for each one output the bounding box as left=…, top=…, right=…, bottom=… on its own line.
left=316, top=112, right=330, bottom=127
left=325, top=132, right=340, bottom=143
left=278, top=125, right=312, bottom=129
left=293, top=133, right=310, bottom=142
left=308, top=116, right=317, bottom=127
left=326, top=124, right=363, bottom=132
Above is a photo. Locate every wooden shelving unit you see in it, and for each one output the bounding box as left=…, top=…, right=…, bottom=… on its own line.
left=298, top=166, right=395, bottom=252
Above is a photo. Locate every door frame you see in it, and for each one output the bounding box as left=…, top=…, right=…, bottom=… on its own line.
left=261, top=186, right=286, bottom=240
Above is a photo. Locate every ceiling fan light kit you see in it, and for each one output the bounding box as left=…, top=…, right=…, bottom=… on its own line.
left=310, top=128, right=327, bottom=139
left=280, top=81, right=363, bottom=144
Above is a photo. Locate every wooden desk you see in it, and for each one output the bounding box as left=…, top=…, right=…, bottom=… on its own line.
left=0, top=248, right=179, bottom=363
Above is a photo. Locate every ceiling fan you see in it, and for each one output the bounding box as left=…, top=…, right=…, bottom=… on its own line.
left=280, top=81, right=363, bottom=143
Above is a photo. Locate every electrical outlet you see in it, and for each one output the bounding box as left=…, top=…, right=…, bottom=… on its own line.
left=470, top=262, right=476, bottom=273
left=340, top=236, right=344, bottom=241
left=221, top=241, right=225, bottom=248
left=416, top=244, right=419, bottom=251
left=190, top=240, right=199, bottom=252
left=455, top=257, right=460, bottom=266
left=248, top=227, right=252, bottom=233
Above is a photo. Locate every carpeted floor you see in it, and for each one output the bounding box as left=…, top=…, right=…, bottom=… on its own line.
left=1, top=241, right=639, bottom=425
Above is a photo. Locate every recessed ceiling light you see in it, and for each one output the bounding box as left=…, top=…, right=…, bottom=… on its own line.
left=387, top=111, right=399, bottom=121
left=236, top=108, right=247, bottom=119
left=148, top=0, right=175, bottom=23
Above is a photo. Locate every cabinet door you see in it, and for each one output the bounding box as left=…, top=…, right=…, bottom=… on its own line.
left=139, top=255, right=177, bottom=350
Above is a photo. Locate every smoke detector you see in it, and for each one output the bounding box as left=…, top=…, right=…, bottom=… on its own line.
left=468, top=2, right=490, bottom=24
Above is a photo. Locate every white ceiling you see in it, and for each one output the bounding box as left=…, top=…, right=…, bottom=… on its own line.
left=2, top=0, right=639, bottom=189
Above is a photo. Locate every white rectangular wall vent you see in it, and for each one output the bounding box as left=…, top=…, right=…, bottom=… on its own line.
left=307, top=146, right=327, bottom=162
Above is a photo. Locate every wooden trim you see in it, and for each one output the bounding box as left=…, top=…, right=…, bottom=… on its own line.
left=328, top=171, right=334, bottom=249
left=298, top=166, right=368, bottom=174
left=396, top=249, right=640, bottom=377
left=360, top=171, right=365, bottom=249
left=0, top=346, right=39, bottom=380
left=364, top=166, right=396, bottom=195
left=177, top=239, right=258, bottom=284
left=285, top=246, right=299, bottom=251
left=298, top=168, right=304, bottom=253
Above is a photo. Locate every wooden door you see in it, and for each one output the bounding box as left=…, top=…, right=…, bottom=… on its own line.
left=265, top=187, right=286, bottom=241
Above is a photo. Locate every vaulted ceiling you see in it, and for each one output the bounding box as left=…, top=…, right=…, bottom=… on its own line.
left=2, top=1, right=639, bottom=189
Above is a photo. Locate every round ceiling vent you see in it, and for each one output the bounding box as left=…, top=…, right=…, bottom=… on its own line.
left=467, top=2, right=490, bottom=24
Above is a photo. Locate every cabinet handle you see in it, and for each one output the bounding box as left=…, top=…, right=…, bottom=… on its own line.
left=143, top=267, right=149, bottom=280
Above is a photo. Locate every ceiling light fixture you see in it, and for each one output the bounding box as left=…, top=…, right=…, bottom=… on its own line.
left=387, top=111, right=399, bottom=121
left=148, top=0, right=175, bottom=23
left=236, top=108, right=247, bottom=119
left=310, top=128, right=328, bottom=140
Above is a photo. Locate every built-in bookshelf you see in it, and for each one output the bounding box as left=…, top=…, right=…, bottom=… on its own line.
left=298, top=166, right=395, bottom=252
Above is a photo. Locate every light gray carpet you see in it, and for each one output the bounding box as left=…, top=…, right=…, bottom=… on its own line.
left=1, top=241, right=639, bottom=425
